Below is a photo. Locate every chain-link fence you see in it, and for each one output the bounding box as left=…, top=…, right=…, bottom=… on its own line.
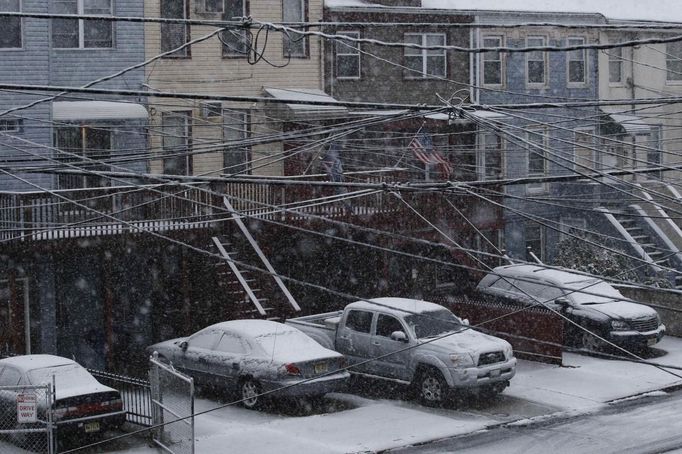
left=149, top=355, right=194, bottom=454
left=0, top=384, right=54, bottom=454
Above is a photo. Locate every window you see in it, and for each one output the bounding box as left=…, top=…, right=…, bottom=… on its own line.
left=527, top=129, right=548, bottom=192
left=162, top=111, right=192, bottom=176
left=567, top=37, right=586, bottom=84
left=52, top=0, right=113, bottom=49
left=336, top=31, right=360, bottom=79
left=200, top=0, right=223, bottom=13
left=404, top=33, right=446, bottom=78
left=223, top=110, right=250, bottom=175
left=0, top=367, right=20, bottom=386
left=482, top=36, right=503, bottom=85
left=0, top=0, right=21, bottom=48
left=221, top=0, right=250, bottom=56
left=55, top=126, right=111, bottom=189
left=478, top=132, right=502, bottom=180
left=214, top=333, right=247, bottom=354
left=526, top=36, right=547, bottom=85
left=608, top=47, right=623, bottom=84
left=188, top=330, right=220, bottom=349
left=161, top=0, right=190, bottom=57
left=574, top=129, right=594, bottom=171
left=0, top=119, right=22, bottom=132
left=525, top=223, right=545, bottom=262
left=282, top=0, right=307, bottom=58
left=345, top=310, right=373, bottom=333
left=375, top=314, right=404, bottom=338
left=666, top=42, right=682, bottom=82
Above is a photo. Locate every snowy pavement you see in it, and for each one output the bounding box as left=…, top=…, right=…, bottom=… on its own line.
left=3, top=337, right=682, bottom=453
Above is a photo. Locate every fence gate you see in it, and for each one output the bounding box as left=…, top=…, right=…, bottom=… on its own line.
left=149, top=354, right=195, bottom=454
left=0, top=384, right=54, bottom=454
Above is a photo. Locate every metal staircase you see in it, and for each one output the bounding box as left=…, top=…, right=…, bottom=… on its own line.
left=611, top=210, right=672, bottom=268
left=211, top=197, right=301, bottom=319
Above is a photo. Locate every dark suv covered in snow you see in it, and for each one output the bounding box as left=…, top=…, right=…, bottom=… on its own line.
left=477, top=265, right=665, bottom=351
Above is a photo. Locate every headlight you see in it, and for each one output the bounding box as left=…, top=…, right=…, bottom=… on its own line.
left=611, top=320, right=629, bottom=331
left=449, top=353, right=473, bottom=366
left=504, top=344, right=514, bottom=359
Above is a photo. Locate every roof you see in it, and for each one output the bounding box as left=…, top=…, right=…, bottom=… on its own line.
left=53, top=101, right=148, bottom=122
left=205, top=319, right=300, bottom=338
left=263, top=87, right=348, bottom=119
left=347, top=297, right=446, bottom=314
left=421, top=0, right=682, bottom=23
left=0, top=354, right=75, bottom=371
left=601, top=108, right=651, bottom=135
left=492, top=264, right=597, bottom=284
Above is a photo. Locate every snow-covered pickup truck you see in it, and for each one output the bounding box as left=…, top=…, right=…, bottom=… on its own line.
left=285, top=297, right=516, bottom=406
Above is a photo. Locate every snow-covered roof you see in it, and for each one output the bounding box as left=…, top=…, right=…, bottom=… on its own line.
left=421, top=0, right=682, bottom=23
left=207, top=319, right=300, bottom=338
left=601, top=107, right=651, bottom=135
left=0, top=354, right=75, bottom=372
left=493, top=264, right=602, bottom=285
left=348, top=297, right=446, bottom=314
left=53, top=101, right=148, bottom=122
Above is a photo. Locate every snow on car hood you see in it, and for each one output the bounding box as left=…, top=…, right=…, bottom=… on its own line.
left=583, top=300, right=658, bottom=320
left=424, top=328, right=509, bottom=354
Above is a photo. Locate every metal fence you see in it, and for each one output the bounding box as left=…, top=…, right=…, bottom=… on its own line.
left=149, top=355, right=195, bottom=454
left=0, top=384, right=54, bottom=454
left=88, top=369, right=153, bottom=427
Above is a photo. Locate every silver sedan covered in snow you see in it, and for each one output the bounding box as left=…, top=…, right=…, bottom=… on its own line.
left=147, top=320, right=350, bottom=409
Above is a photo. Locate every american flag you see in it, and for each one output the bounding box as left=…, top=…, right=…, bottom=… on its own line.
left=409, top=131, right=453, bottom=177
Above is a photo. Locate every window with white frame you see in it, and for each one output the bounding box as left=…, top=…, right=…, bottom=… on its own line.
left=52, top=0, right=113, bottom=48
left=221, top=0, right=250, bottom=56
left=336, top=31, right=360, bottom=79
left=567, top=37, right=586, bottom=84
left=282, top=0, right=307, bottom=58
left=160, top=0, right=190, bottom=57
left=525, top=222, right=545, bottom=262
left=223, top=110, right=250, bottom=175
left=404, top=33, right=446, bottom=78
left=666, top=42, right=682, bottom=82
left=527, top=129, right=547, bottom=191
left=55, top=126, right=111, bottom=189
left=608, top=47, right=623, bottom=84
left=162, top=111, right=192, bottom=175
left=559, top=217, right=586, bottom=242
left=0, top=0, right=21, bottom=48
left=526, top=36, right=547, bottom=85
left=482, top=35, right=504, bottom=85
left=0, top=119, right=22, bottom=132
left=574, top=129, right=595, bottom=172
left=478, top=132, right=502, bottom=180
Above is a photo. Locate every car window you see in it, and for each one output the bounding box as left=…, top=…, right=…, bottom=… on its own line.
left=188, top=330, right=221, bottom=349
left=28, top=364, right=98, bottom=388
left=345, top=310, right=373, bottom=333
left=0, top=367, right=21, bottom=386
left=375, top=314, right=404, bottom=338
left=490, top=277, right=514, bottom=292
left=214, top=332, right=247, bottom=354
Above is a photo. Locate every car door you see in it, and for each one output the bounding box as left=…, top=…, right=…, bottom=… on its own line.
left=336, top=309, right=375, bottom=373
left=371, top=313, right=411, bottom=381
left=205, top=330, right=250, bottom=389
left=176, top=329, right=222, bottom=383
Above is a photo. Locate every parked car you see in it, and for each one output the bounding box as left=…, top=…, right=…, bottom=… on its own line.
left=147, top=320, right=350, bottom=409
left=286, top=297, right=516, bottom=406
left=0, top=355, right=125, bottom=446
left=477, top=264, right=666, bottom=350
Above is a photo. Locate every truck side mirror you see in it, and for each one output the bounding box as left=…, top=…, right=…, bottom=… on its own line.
left=390, top=331, right=408, bottom=343
left=180, top=341, right=188, bottom=351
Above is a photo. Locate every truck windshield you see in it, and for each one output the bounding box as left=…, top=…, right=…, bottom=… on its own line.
left=404, top=309, right=464, bottom=339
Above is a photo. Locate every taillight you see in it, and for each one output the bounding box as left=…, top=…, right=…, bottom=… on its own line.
left=284, top=363, right=301, bottom=376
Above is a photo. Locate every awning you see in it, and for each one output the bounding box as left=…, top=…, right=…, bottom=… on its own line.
left=52, top=101, right=148, bottom=122
left=600, top=107, right=650, bottom=135
left=262, top=87, right=348, bottom=119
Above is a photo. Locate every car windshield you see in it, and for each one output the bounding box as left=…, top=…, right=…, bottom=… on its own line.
left=564, top=279, right=623, bottom=305
left=28, top=364, right=99, bottom=389
left=404, top=309, right=465, bottom=339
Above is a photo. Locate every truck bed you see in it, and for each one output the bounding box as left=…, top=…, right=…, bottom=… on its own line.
left=285, top=311, right=344, bottom=349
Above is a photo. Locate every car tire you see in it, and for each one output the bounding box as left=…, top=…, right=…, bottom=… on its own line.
left=415, top=367, right=449, bottom=407
left=239, top=378, right=262, bottom=410
left=581, top=331, right=604, bottom=352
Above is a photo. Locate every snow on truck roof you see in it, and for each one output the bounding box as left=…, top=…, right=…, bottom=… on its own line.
left=347, top=297, right=446, bottom=314
left=0, top=354, right=75, bottom=371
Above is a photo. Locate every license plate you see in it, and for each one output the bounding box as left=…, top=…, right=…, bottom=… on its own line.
left=489, top=369, right=501, bottom=378
left=84, top=422, right=100, bottom=433
left=647, top=337, right=657, bottom=347
left=314, top=363, right=328, bottom=374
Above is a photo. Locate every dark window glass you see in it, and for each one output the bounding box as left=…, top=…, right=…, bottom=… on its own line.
left=161, top=0, right=189, bottom=57
left=0, top=0, right=21, bottom=48
left=345, top=310, right=373, bottom=334
left=221, top=0, right=250, bottom=56
left=162, top=112, right=192, bottom=175
left=375, top=314, right=403, bottom=338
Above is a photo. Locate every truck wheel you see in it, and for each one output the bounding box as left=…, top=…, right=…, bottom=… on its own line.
left=240, top=378, right=262, bottom=410
left=415, top=367, right=448, bottom=407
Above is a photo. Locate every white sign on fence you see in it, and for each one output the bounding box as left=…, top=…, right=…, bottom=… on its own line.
left=17, top=393, right=37, bottom=423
